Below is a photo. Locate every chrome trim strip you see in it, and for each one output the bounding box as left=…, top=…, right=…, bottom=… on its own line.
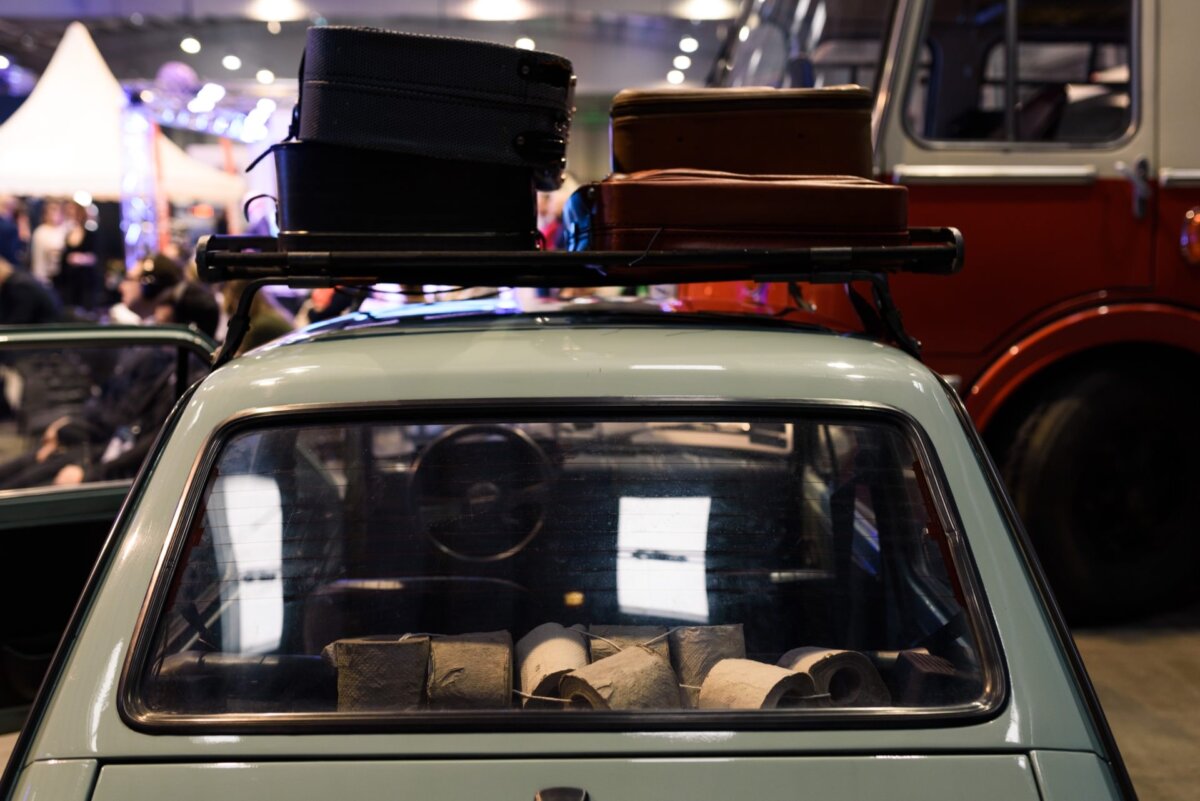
left=119, top=397, right=1006, bottom=735
left=1159, top=168, right=1200, bottom=189
left=893, top=164, right=1098, bottom=185
left=0, top=324, right=216, bottom=353
left=0, top=480, right=130, bottom=504
left=871, top=0, right=913, bottom=155
left=1004, top=0, right=1018, bottom=142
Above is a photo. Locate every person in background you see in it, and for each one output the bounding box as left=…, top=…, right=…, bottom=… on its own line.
left=0, top=254, right=59, bottom=325
left=0, top=196, right=26, bottom=268
left=108, top=253, right=183, bottom=325
left=153, top=281, right=221, bottom=338
left=57, top=201, right=100, bottom=312
left=535, top=173, right=579, bottom=252
left=29, top=199, right=65, bottom=287
left=221, top=280, right=295, bottom=356
left=294, top=287, right=356, bottom=327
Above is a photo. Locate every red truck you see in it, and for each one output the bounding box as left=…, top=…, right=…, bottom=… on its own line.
left=681, top=0, right=1200, bottom=619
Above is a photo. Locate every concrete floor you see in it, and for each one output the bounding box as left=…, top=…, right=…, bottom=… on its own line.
left=1074, top=602, right=1200, bottom=801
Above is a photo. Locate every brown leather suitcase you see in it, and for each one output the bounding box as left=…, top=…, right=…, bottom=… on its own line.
left=610, top=86, right=874, bottom=178
left=564, top=169, right=908, bottom=252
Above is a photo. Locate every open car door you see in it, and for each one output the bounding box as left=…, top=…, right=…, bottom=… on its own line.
left=0, top=324, right=214, bottom=731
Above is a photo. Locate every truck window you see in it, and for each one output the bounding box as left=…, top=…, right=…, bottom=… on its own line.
left=906, top=0, right=1133, bottom=144
left=721, top=0, right=898, bottom=92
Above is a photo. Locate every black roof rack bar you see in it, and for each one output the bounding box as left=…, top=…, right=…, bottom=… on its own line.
left=196, top=227, right=962, bottom=287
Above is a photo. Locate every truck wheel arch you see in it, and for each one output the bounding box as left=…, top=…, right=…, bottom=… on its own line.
left=967, top=303, right=1200, bottom=621
left=965, top=302, right=1200, bottom=432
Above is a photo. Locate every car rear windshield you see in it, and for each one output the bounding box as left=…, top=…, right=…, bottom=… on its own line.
left=132, top=412, right=994, bottom=724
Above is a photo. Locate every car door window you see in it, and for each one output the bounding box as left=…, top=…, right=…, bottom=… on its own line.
left=906, top=0, right=1133, bottom=144
left=0, top=343, right=207, bottom=491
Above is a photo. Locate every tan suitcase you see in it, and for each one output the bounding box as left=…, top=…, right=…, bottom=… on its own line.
left=564, top=169, right=908, bottom=252
left=609, top=86, right=874, bottom=178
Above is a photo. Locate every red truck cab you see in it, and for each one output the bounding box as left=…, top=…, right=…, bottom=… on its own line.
left=683, top=0, right=1200, bottom=619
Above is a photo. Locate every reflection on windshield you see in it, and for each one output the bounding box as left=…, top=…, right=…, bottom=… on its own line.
left=717, top=0, right=898, bottom=91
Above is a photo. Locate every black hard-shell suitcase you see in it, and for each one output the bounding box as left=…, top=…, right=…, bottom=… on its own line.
left=298, top=26, right=575, bottom=191
left=272, top=141, right=538, bottom=251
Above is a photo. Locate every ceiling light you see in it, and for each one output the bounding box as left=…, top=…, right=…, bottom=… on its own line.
left=256, top=69, right=275, bottom=85
left=267, top=20, right=282, bottom=34
left=222, top=54, right=242, bottom=70
left=197, top=82, right=226, bottom=102
left=138, top=89, right=155, bottom=102
left=180, top=37, right=201, bottom=54
left=0, top=56, right=10, bottom=70
left=464, top=0, right=535, bottom=21
left=515, top=37, right=536, bottom=50
left=679, top=36, right=699, bottom=53
left=256, top=97, right=277, bottom=113
left=673, top=55, right=691, bottom=70
left=73, top=190, right=92, bottom=207
left=248, top=0, right=308, bottom=22
left=673, top=0, right=736, bottom=19
left=738, top=25, right=750, bottom=41
left=667, top=70, right=685, bottom=84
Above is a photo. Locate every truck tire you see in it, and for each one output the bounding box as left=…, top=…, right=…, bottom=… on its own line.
left=1000, top=366, right=1200, bottom=622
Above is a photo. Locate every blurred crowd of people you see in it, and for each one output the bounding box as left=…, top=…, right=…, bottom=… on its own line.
left=0, top=195, right=310, bottom=356
left=1, top=196, right=107, bottom=324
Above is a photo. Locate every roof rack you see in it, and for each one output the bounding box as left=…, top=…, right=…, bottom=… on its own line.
left=196, top=227, right=962, bottom=367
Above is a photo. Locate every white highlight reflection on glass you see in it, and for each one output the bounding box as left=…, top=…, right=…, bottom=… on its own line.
left=206, top=474, right=284, bottom=654
left=617, top=496, right=711, bottom=622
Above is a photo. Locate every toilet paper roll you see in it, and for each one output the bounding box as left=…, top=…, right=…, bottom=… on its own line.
left=697, top=658, right=818, bottom=710
left=559, top=645, right=682, bottom=710
left=777, top=647, right=891, bottom=707
left=668, top=624, right=746, bottom=706
left=587, top=625, right=671, bottom=663
left=321, top=634, right=430, bottom=711
left=516, top=622, right=590, bottom=708
left=427, top=630, right=514, bottom=709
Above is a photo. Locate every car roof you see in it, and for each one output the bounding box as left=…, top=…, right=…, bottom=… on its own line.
left=201, top=310, right=949, bottom=428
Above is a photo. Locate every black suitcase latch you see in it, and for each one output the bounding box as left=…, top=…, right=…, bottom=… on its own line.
left=514, top=132, right=567, bottom=163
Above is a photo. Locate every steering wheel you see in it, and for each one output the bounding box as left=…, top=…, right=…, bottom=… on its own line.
left=408, top=424, right=553, bottom=562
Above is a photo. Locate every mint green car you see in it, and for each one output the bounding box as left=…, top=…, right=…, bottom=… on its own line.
left=0, top=303, right=1134, bottom=801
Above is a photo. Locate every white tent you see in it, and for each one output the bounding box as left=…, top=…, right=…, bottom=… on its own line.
left=156, top=135, right=245, bottom=205
left=0, top=21, right=244, bottom=204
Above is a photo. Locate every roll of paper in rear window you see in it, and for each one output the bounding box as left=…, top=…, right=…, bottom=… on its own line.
left=669, top=624, right=746, bottom=706
left=698, top=658, right=818, bottom=709
left=587, top=624, right=670, bottom=663
left=321, top=634, right=430, bottom=711
left=777, top=647, right=891, bottom=707
left=559, top=644, right=681, bottom=710
left=427, top=631, right=514, bottom=709
left=516, top=622, right=589, bottom=708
